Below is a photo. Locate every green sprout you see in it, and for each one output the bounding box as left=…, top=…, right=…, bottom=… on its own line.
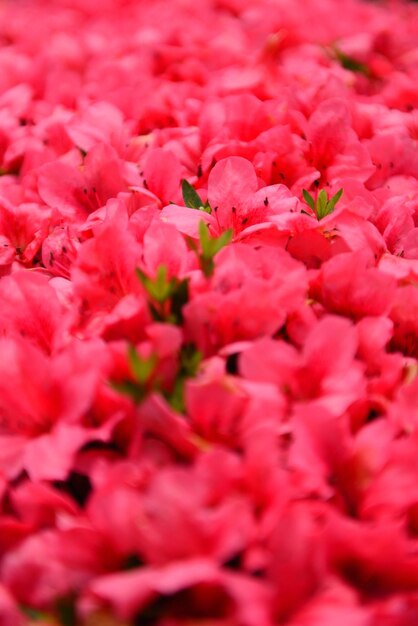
left=187, top=221, right=233, bottom=277
left=181, top=179, right=211, bottom=213
left=330, top=45, right=370, bottom=76
left=302, top=188, right=343, bottom=221
left=111, top=345, right=158, bottom=404
left=165, top=343, right=202, bottom=413
left=136, top=264, right=189, bottom=324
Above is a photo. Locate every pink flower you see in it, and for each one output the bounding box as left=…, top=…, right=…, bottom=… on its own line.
left=0, top=584, right=24, bottom=626
left=161, top=156, right=298, bottom=240
left=287, top=580, right=370, bottom=626
left=389, top=286, right=418, bottom=358
left=0, top=197, right=50, bottom=266
left=41, top=225, right=80, bottom=279
left=185, top=366, right=248, bottom=446
left=141, top=148, right=183, bottom=207
left=184, top=244, right=307, bottom=354
left=267, top=502, right=325, bottom=622
left=11, top=481, right=78, bottom=528
left=0, top=0, right=417, bottom=621
left=365, top=132, right=418, bottom=189
left=0, top=271, right=65, bottom=353
left=140, top=218, right=194, bottom=279
left=81, top=559, right=270, bottom=625
left=88, top=447, right=253, bottom=567
left=71, top=207, right=150, bottom=341
left=313, top=250, right=397, bottom=319
left=241, top=315, right=365, bottom=417
left=37, top=143, right=129, bottom=222
left=0, top=336, right=110, bottom=479
left=304, top=98, right=375, bottom=185
left=1, top=527, right=117, bottom=608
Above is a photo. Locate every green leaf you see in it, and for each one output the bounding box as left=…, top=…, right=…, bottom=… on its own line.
left=302, top=189, right=315, bottom=211
left=199, top=221, right=232, bottom=259
left=182, top=179, right=204, bottom=209
left=123, top=554, right=143, bottom=570
left=211, top=229, right=233, bottom=255
left=128, top=345, right=157, bottom=384
left=334, top=49, right=370, bottom=76
left=306, top=187, right=344, bottom=221
left=165, top=343, right=202, bottom=413
left=185, top=236, right=199, bottom=253
left=136, top=265, right=173, bottom=303
left=55, top=596, right=77, bottom=626
left=202, top=200, right=212, bottom=214
left=180, top=342, right=202, bottom=377
left=405, top=362, right=418, bottom=385
left=136, top=265, right=190, bottom=325
left=326, top=188, right=343, bottom=213
left=181, top=180, right=212, bottom=213
left=198, top=220, right=211, bottom=256
left=136, top=267, right=153, bottom=294
left=109, top=347, right=157, bottom=404
left=170, top=277, right=189, bottom=324
left=167, top=377, right=186, bottom=413
left=21, top=606, right=49, bottom=620
left=197, top=221, right=232, bottom=277
left=316, top=189, right=328, bottom=219
left=110, top=380, right=145, bottom=403
left=154, top=265, right=174, bottom=302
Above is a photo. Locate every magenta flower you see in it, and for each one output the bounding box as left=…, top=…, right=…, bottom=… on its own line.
left=161, top=156, right=298, bottom=240
left=0, top=0, right=416, bottom=623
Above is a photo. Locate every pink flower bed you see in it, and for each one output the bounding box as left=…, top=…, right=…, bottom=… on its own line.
left=0, top=0, right=418, bottom=623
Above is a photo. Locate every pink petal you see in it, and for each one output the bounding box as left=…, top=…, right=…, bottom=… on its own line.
left=208, top=156, right=258, bottom=218
left=161, top=204, right=213, bottom=237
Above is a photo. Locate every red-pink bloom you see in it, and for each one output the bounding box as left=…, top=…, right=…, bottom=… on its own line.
left=71, top=207, right=149, bottom=341
left=10, top=481, right=79, bottom=529
left=359, top=432, right=418, bottom=522
left=37, top=143, right=129, bottom=221
left=41, top=224, right=80, bottom=279
left=389, top=286, right=418, bottom=358
left=141, top=148, right=184, bottom=207
left=66, top=101, right=130, bottom=155
left=185, top=367, right=248, bottom=446
left=324, top=508, right=418, bottom=598
left=0, top=0, right=416, bottom=621
left=140, top=218, right=194, bottom=279
left=0, top=271, right=65, bottom=353
left=304, top=98, right=375, bottom=185
left=365, top=132, right=418, bottom=190
left=1, top=526, right=118, bottom=608
left=313, top=250, right=397, bottom=319
left=0, top=197, right=50, bottom=266
left=0, top=336, right=110, bottom=479
left=0, top=584, right=24, bottom=626
left=87, top=447, right=253, bottom=567
left=133, top=393, right=197, bottom=461
left=184, top=244, right=307, bottom=354
left=356, top=316, right=403, bottom=404
left=287, top=580, right=370, bottom=626
left=266, top=502, right=325, bottom=622
left=81, top=559, right=271, bottom=625
left=241, top=315, right=365, bottom=417
left=374, top=193, right=415, bottom=255
left=161, top=156, right=298, bottom=240
left=388, top=377, right=418, bottom=435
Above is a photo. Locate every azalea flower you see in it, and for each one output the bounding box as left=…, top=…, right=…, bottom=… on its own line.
left=0, top=0, right=415, bottom=623
left=161, top=155, right=298, bottom=240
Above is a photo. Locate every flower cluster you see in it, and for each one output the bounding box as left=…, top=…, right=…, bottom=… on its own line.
left=0, top=0, right=418, bottom=623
